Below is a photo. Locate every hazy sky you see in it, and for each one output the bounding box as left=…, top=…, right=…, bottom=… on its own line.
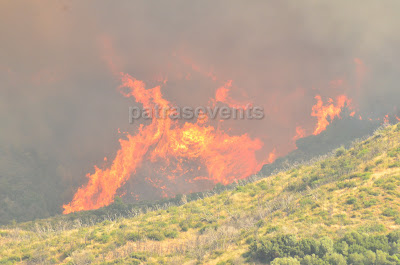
left=1, top=0, right=399, bottom=189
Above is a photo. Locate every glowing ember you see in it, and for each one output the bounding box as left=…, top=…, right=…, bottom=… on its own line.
left=384, top=114, right=389, bottom=124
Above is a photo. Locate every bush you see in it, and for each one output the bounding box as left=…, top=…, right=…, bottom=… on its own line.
left=248, top=231, right=400, bottom=264
left=146, top=231, right=165, bottom=241
left=301, top=254, right=327, bottom=265
left=382, top=208, right=399, bottom=218
left=179, top=221, right=189, bottom=232
left=346, top=197, right=357, bottom=205
left=129, top=252, right=147, bottom=261
left=248, top=234, right=300, bottom=263
left=126, top=232, right=141, bottom=242
left=318, top=237, right=334, bottom=257
left=271, top=257, right=301, bottom=265
left=324, top=253, right=346, bottom=265
left=363, top=199, right=378, bottom=208
left=164, top=229, right=179, bottom=239
left=335, top=147, right=346, bottom=157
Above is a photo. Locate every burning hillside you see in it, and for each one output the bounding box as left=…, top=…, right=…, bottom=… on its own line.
left=63, top=73, right=265, bottom=213
left=63, top=70, right=364, bottom=214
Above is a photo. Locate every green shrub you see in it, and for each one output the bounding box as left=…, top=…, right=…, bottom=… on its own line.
left=96, top=233, right=110, bottom=243
left=301, top=254, right=327, bottom=265
left=146, top=231, right=165, bottom=241
left=382, top=208, right=399, bottom=218
left=129, top=252, right=147, bottom=261
left=271, top=257, right=300, bottom=265
left=364, top=165, right=374, bottom=172
left=164, top=229, right=179, bottom=239
left=346, top=197, right=357, bottom=205
left=335, top=147, right=346, bottom=157
left=336, top=181, right=356, bottom=189
left=179, top=221, right=189, bottom=232
left=324, top=253, right=346, bottom=265
left=248, top=231, right=400, bottom=264
left=126, top=232, right=141, bottom=242
left=358, top=148, right=369, bottom=158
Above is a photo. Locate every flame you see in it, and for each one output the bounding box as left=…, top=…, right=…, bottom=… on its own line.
left=267, top=148, right=277, bottom=164
left=293, top=126, right=306, bottom=142
left=384, top=114, right=389, bottom=124
left=214, top=80, right=250, bottom=109
left=311, top=95, right=353, bottom=135
left=63, top=73, right=263, bottom=214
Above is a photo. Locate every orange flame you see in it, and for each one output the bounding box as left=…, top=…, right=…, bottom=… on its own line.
left=311, top=95, right=353, bottom=135
left=383, top=114, right=389, bottom=124
left=292, top=126, right=306, bottom=142
left=63, top=73, right=263, bottom=214
left=267, top=148, right=277, bottom=164
left=214, top=80, right=250, bottom=109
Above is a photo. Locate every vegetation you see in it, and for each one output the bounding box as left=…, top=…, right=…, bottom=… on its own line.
left=0, top=123, right=400, bottom=264
left=248, top=232, right=400, bottom=264
left=0, top=118, right=379, bottom=226
left=0, top=146, right=67, bottom=225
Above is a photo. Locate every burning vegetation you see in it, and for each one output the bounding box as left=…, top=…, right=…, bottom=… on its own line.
left=63, top=73, right=265, bottom=213
left=63, top=68, right=367, bottom=214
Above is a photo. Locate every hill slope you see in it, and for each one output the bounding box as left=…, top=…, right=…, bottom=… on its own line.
left=1, top=123, right=400, bottom=265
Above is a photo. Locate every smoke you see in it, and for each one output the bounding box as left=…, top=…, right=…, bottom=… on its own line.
left=1, top=0, right=399, bottom=207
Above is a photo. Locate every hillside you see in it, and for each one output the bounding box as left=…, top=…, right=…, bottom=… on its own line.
left=1, top=123, right=400, bottom=265
left=0, top=146, right=68, bottom=225
left=0, top=117, right=380, bottom=226
left=261, top=117, right=379, bottom=176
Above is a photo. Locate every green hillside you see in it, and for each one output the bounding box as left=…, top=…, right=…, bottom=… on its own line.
left=1, top=123, right=400, bottom=265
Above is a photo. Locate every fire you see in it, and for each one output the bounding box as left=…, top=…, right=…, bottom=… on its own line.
left=311, top=95, right=353, bottom=135
left=293, top=126, right=306, bottom=142
left=63, top=73, right=263, bottom=214
left=214, top=80, right=249, bottom=109
left=383, top=114, right=389, bottom=124
left=396, top=116, right=400, bottom=122
left=267, top=148, right=277, bottom=164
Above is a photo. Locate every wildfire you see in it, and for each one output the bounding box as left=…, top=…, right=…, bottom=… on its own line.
left=214, top=80, right=250, bottom=109
left=383, top=115, right=389, bottom=124
left=63, top=73, right=263, bottom=214
left=311, top=95, right=353, bottom=135
left=293, top=126, right=306, bottom=142
left=267, top=148, right=277, bottom=164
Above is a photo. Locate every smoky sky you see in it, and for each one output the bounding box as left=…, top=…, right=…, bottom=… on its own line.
left=1, top=0, right=399, bottom=188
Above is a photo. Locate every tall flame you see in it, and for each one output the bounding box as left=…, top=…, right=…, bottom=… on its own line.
left=311, top=95, right=353, bottom=135
left=63, top=73, right=263, bottom=214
